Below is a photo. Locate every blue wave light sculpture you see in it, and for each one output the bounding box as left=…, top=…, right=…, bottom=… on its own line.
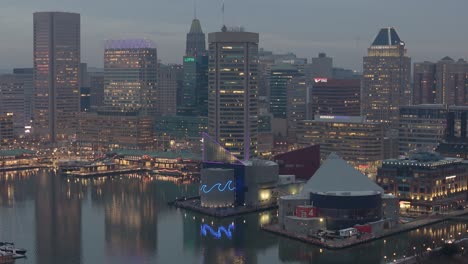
left=200, top=223, right=235, bottom=239
left=200, top=180, right=235, bottom=193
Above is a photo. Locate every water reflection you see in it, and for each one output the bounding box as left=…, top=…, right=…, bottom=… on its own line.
left=182, top=211, right=278, bottom=264
left=35, top=170, right=83, bottom=264
left=0, top=170, right=466, bottom=264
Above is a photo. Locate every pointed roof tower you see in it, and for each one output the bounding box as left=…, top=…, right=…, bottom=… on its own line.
left=189, top=19, right=203, bottom=34
left=301, top=153, right=384, bottom=194
left=186, top=17, right=206, bottom=56
left=371, top=27, right=403, bottom=46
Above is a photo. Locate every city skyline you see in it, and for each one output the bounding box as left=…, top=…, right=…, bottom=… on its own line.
left=1, top=0, right=468, bottom=70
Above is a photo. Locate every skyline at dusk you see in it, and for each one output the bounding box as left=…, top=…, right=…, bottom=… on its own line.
left=1, top=0, right=468, bottom=69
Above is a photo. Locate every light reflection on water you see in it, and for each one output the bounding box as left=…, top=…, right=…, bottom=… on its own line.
left=0, top=170, right=466, bottom=264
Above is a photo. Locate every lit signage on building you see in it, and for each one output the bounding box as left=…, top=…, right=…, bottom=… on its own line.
left=200, top=180, right=236, bottom=193
left=445, top=175, right=456, bottom=180
left=318, top=115, right=351, bottom=120
left=314, top=78, right=328, bottom=83
left=200, top=223, right=235, bottom=239
left=319, top=115, right=335, bottom=119
left=184, top=57, right=195, bottom=62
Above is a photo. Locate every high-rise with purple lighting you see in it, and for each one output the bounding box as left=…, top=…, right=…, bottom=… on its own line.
left=208, top=29, right=259, bottom=161
left=33, top=12, right=80, bottom=142
left=103, top=39, right=158, bottom=114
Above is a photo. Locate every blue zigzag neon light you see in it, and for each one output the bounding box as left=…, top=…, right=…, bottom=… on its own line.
left=200, top=180, right=235, bottom=193
left=200, top=223, right=235, bottom=239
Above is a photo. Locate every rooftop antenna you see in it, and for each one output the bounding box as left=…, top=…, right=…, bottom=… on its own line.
left=222, top=0, right=225, bottom=27
left=193, top=0, right=197, bottom=19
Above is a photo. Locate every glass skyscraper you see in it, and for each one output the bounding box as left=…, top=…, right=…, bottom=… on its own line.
left=33, top=12, right=80, bottom=142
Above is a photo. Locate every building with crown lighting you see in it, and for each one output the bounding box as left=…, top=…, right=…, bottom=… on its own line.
left=361, top=27, right=411, bottom=127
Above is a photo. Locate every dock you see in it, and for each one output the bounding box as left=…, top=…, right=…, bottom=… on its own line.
left=261, top=208, right=468, bottom=250
left=63, top=167, right=148, bottom=178
left=172, top=198, right=278, bottom=218
left=0, top=165, right=48, bottom=172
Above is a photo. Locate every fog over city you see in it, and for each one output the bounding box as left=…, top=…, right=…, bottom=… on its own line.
left=1, top=0, right=467, bottom=69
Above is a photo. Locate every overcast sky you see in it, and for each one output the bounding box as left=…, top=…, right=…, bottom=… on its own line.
left=1, top=0, right=467, bottom=70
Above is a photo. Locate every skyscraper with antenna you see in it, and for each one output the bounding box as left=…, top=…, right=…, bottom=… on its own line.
left=179, top=2, right=208, bottom=116
left=185, top=1, right=206, bottom=57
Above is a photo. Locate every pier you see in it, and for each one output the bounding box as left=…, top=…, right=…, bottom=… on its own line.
left=62, top=167, right=148, bottom=178
left=261, top=208, right=468, bottom=249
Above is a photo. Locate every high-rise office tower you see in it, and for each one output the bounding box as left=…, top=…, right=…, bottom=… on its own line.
left=179, top=18, right=208, bottom=116
left=157, top=64, right=179, bottom=116
left=79, top=63, right=91, bottom=112
left=88, top=68, right=104, bottom=110
left=186, top=18, right=206, bottom=57
left=435, top=57, right=468, bottom=105
left=208, top=29, right=259, bottom=160
left=269, top=64, right=300, bottom=118
left=413, top=61, right=437, bottom=104
left=310, top=79, right=361, bottom=117
left=33, top=12, right=81, bottom=142
left=0, top=75, right=26, bottom=136
left=361, top=27, right=411, bottom=126
left=13, top=68, right=33, bottom=124
left=103, top=39, right=158, bottom=114
left=286, top=75, right=309, bottom=142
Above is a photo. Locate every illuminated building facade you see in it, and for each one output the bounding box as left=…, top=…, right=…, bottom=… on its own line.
left=399, top=105, right=446, bottom=155
left=0, top=74, right=27, bottom=136
left=361, top=27, right=411, bottom=127
left=78, top=111, right=153, bottom=150
left=377, top=152, right=468, bottom=213
left=297, top=116, right=384, bottom=174
left=154, top=115, right=207, bottom=144
left=310, top=79, right=361, bottom=117
left=413, top=57, right=468, bottom=105
left=13, top=68, right=34, bottom=126
left=0, top=114, right=14, bottom=143
left=269, top=64, right=300, bottom=118
left=436, top=57, right=468, bottom=105
left=104, top=39, right=157, bottom=114
left=413, top=62, right=437, bottom=104
left=33, top=12, right=81, bottom=142
left=208, top=30, right=259, bottom=160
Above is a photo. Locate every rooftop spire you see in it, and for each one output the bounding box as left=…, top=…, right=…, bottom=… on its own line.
left=193, top=0, right=197, bottom=19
